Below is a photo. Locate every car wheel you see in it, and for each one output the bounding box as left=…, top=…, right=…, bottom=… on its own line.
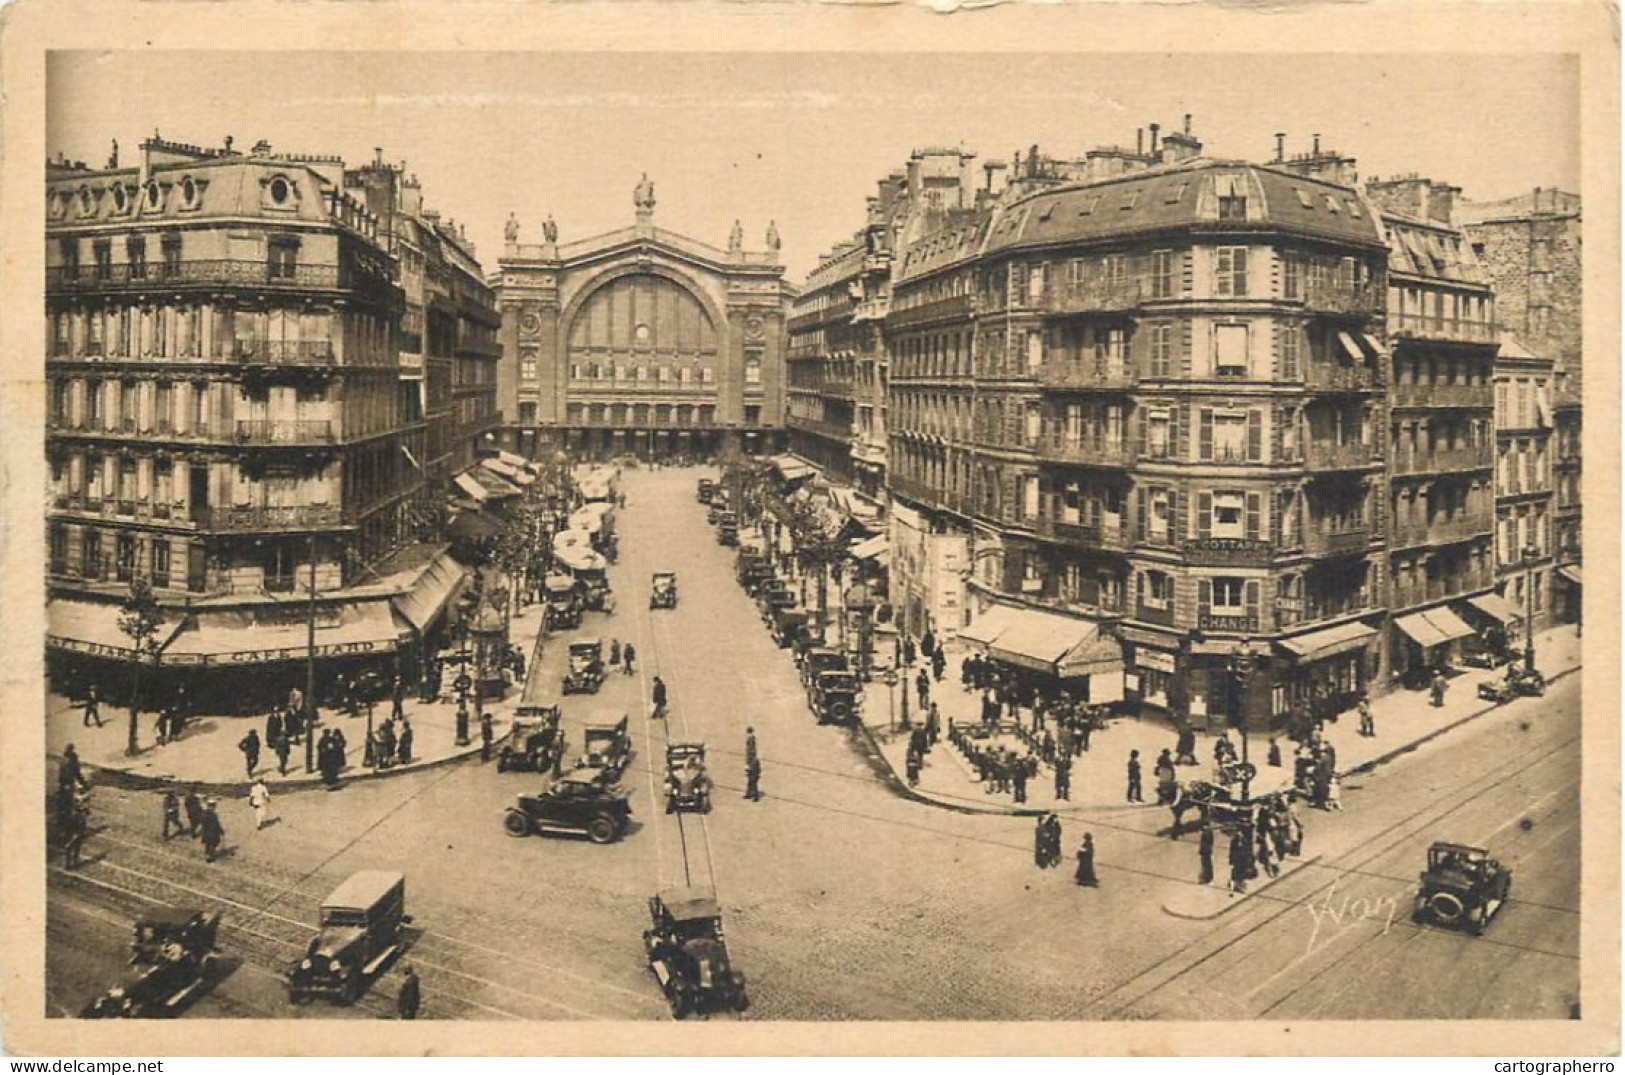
left=587, top=816, right=617, bottom=844
left=289, top=989, right=309, bottom=1006
left=669, top=979, right=693, bottom=1020
left=1427, top=891, right=1465, bottom=924
left=503, top=810, right=532, bottom=838
left=339, top=973, right=360, bottom=1006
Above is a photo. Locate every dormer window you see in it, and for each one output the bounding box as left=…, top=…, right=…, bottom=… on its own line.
left=1323, top=195, right=1342, bottom=215
left=180, top=176, right=199, bottom=209
left=1295, top=188, right=1315, bottom=209
left=111, top=184, right=128, bottom=214
left=1120, top=190, right=1140, bottom=211
left=144, top=182, right=162, bottom=210
left=1216, top=175, right=1247, bottom=220
left=268, top=176, right=292, bottom=206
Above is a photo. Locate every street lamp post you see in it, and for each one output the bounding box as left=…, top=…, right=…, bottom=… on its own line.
left=1229, top=640, right=1258, bottom=804
left=1521, top=543, right=1539, bottom=672
left=305, top=533, right=318, bottom=774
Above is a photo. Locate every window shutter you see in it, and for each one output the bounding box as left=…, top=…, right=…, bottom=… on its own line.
left=1270, top=492, right=1284, bottom=546
left=1247, top=410, right=1263, bottom=461
left=1136, top=406, right=1148, bottom=456
left=1235, top=248, right=1248, bottom=297
left=1136, top=570, right=1145, bottom=603
left=1197, top=491, right=1213, bottom=538
left=1199, top=409, right=1214, bottom=461
left=1244, top=579, right=1261, bottom=625
left=1246, top=492, right=1262, bottom=540
left=1169, top=408, right=1181, bottom=460
left=1198, top=577, right=1212, bottom=617
left=1171, top=488, right=1183, bottom=543
left=1181, top=250, right=1194, bottom=297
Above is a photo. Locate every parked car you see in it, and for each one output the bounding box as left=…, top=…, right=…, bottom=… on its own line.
left=563, top=638, right=606, bottom=695
left=1477, top=664, right=1545, bottom=703
left=503, top=772, right=633, bottom=844
left=574, top=710, right=633, bottom=780
left=1412, top=842, right=1512, bottom=935
left=543, top=574, right=583, bottom=631
left=696, top=479, right=715, bottom=504
left=81, top=906, right=222, bottom=1019
left=717, top=515, right=739, bottom=546
left=287, top=871, right=410, bottom=1005
left=809, top=670, right=862, bottom=726
left=800, top=647, right=850, bottom=692
left=650, top=572, right=679, bottom=610
left=643, top=885, right=749, bottom=1018
left=757, top=585, right=798, bottom=622
left=770, top=608, right=811, bottom=649
left=497, top=705, right=566, bottom=774
left=664, top=741, right=712, bottom=814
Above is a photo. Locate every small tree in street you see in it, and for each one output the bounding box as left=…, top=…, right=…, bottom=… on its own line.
left=116, top=576, right=164, bottom=756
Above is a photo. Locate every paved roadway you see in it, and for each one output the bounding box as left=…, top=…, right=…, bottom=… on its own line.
left=46, top=466, right=1580, bottom=1021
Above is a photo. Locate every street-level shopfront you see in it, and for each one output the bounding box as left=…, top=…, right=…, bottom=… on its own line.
left=1273, top=619, right=1380, bottom=723
left=1119, top=625, right=1278, bottom=733
left=960, top=601, right=1125, bottom=705
left=1390, top=603, right=1478, bottom=685
left=46, top=596, right=188, bottom=706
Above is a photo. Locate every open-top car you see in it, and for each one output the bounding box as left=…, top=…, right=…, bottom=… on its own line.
left=563, top=638, right=606, bottom=695
left=757, top=584, right=798, bottom=622
left=650, top=572, right=679, bottom=610
left=1477, top=664, right=1546, bottom=703
left=288, top=871, right=410, bottom=1005
left=574, top=709, right=633, bottom=780
left=504, top=771, right=632, bottom=844
left=664, top=741, right=712, bottom=814
left=497, top=705, right=565, bottom=774
left=643, top=885, right=748, bottom=1019
left=810, top=670, right=862, bottom=726
left=543, top=574, right=583, bottom=631
left=81, top=906, right=222, bottom=1019
left=1413, top=842, right=1512, bottom=935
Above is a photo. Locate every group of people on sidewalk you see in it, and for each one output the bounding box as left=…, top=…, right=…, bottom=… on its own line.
left=1031, top=813, right=1098, bottom=887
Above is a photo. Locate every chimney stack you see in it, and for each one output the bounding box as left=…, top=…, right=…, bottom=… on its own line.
left=1275, top=133, right=1286, bottom=162
left=1184, top=113, right=1193, bottom=136
left=1313, top=133, right=1322, bottom=156
left=1149, top=123, right=1161, bottom=157
left=1136, top=128, right=1144, bottom=156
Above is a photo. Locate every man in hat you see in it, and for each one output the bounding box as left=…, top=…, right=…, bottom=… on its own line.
left=743, top=726, right=761, bottom=801
left=81, top=684, right=103, bottom=728
left=248, top=778, right=273, bottom=831
left=162, top=788, right=184, bottom=840
left=238, top=728, right=261, bottom=779
left=480, top=711, right=494, bottom=763
left=199, top=799, right=225, bottom=863
left=397, top=965, right=421, bottom=1020
left=183, top=786, right=205, bottom=837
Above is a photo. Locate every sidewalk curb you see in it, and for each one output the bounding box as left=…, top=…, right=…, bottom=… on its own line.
left=1160, top=854, right=1325, bottom=921
left=1339, top=665, right=1581, bottom=781
left=53, top=732, right=506, bottom=797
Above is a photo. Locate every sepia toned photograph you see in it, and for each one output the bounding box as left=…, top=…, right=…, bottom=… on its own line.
left=1, top=0, right=1618, bottom=1058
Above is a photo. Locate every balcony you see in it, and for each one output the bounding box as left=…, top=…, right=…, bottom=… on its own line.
left=1302, top=525, right=1371, bottom=558
left=1305, top=440, right=1378, bottom=471
left=235, top=340, right=336, bottom=367
left=234, top=419, right=336, bottom=446
left=853, top=299, right=890, bottom=322
left=1389, top=445, right=1493, bottom=476
left=889, top=474, right=941, bottom=506
left=1300, top=281, right=1383, bottom=317
left=1389, top=513, right=1492, bottom=548
left=199, top=504, right=351, bottom=532
left=1042, top=278, right=1143, bottom=315
left=1182, top=537, right=1275, bottom=567
left=1034, top=517, right=1131, bottom=551
left=48, top=260, right=342, bottom=293
left=1035, top=437, right=1137, bottom=468
left=1304, top=362, right=1380, bottom=394
left=1387, top=314, right=1499, bottom=345
left=1135, top=601, right=1177, bottom=628
left=1389, top=382, right=1490, bottom=409
left=1038, top=361, right=1138, bottom=391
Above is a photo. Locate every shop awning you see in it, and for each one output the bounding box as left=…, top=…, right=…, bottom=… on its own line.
left=770, top=455, right=817, bottom=483
left=957, top=604, right=1025, bottom=648
left=47, top=598, right=184, bottom=659
left=848, top=534, right=890, bottom=563
left=1422, top=606, right=1476, bottom=643
left=454, top=473, right=491, bottom=503
left=1057, top=632, right=1126, bottom=679
left=496, top=450, right=538, bottom=473
left=447, top=509, right=504, bottom=542
left=1338, top=331, right=1365, bottom=361
left=482, top=457, right=534, bottom=485
left=473, top=465, right=524, bottom=498
left=163, top=601, right=403, bottom=667
left=1361, top=333, right=1389, bottom=358
left=1467, top=592, right=1522, bottom=625
left=1558, top=564, right=1582, bottom=586
left=1395, top=607, right=1478, bottom=649
left=1277, top=621, right=1378, bottom=662
left=391, top=550, right=469, bottom=635
left=988, top=610, right=1099, bottom=674
left=554, top=545, right=607, bottom=572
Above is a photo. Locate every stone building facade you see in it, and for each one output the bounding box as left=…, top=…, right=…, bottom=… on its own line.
left=495, top=182, right=791, bottom=462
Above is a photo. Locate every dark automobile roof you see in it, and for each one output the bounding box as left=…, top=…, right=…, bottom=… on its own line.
left=658, top=885, right=722, bottom=922
left=322, top=870, right=404, bottom=912
left=585, top=710, right=628, bottom=729
left=1429, top=841, right=1489, bottom=856
left=139, top=904, right=203, bottom=927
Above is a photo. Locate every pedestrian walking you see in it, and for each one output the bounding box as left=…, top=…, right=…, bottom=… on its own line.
left=1012, top=761, right=1028, bottom=804
left=199, top=799, right=224, bottom=863
left=743, top=726, right=762, bottom=801
left=1046, top=814, right=1063, bottom=869
left=905, top=748, right=921, bottom=787
left=1054, top=754, right=1071, bottom=801
left=1257, top=825, right=1278, bottom=878
left=248, top=779, right=272, bottom=831
left=184, top=787, right=204, bottom=837
left=62, top=802, right=88, bottom=870
left=480, top=711, right=494, bottom=763
left=651, top=676, right=668, bottom=719
left=926, top=702, right=940, bottom=748
left=1227, top=829, right=1253, bottom=893
left=162, top=788, right=185, bottom=839
left=932, top=647, right=946, bottom=683
left=1430, top=670, right=1448, bottom=707
left=274, top=730, right=292, bottom=776
left=59, top=743, right=90, bottom=792
left=1155, top=749, right=1177, bottom=805
left=78, top=683, right=102, bottom=727
left=1326, top=772, right=1343, bottom=811
left=1198, top=823, right=1215, bottom=885
left=1126, top=749, right=1143, bottom=803
left=1357, top=696, right=1375, bottom=737
left=1267, top=739, right=1282, bottom=767
left=391, top=675, right=408, bottom=722
left=238, top=728, right=261, bottom=779
left=397, top=965, right=421, bottom=1020
left=915, top=668, right=931, bottom=712
left=623, top=643, right=636, bottom=675
left=1174, top=724, right=1197, bottom=765
left=397, top=720, right=414, bottom=766
left=1073, top=833, right=1099, bottom=887
left=267, top=709, right=284, bottom=754
left=609, top=639, right=622, bottom=667
left=377, top=720, right=396, bottom=770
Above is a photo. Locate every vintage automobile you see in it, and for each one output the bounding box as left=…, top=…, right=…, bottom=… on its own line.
left=650, top=572, right=679, bottom=610
left=1412, top=842, right=1513, bottom=935
left=799, top=647, right=850, bottom=692
left=287, top=871, right=411, bottom=1005
left=503, top=771, right=633, bottom=844
left=574, top=710, right=634, bottom=780
left=664, top=741, right=713, bottom=814
left=717, top=514, right=739, bottom=546
left=643, top=885, right=749, bottom=1018
left=497, top=705, right=566, bottom=774
left=1478, top=664, right=1546, bottom=703
left=769, top=608, right=811, bottom=649
left=706, top=501, right=728, bottom=526
left=757, top=584, right=798, bottom=622
left=543, top=574, right=583, bottom=631
left=809, top=670, right=862, bottom=726
left=563, top=638, right=606, bottom=695
left=696, top=479, right=715, bottom=504
left=81, top=906, right=222, bottom=1019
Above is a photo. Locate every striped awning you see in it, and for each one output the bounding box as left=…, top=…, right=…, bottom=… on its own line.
left=1277, top=621, right=1378, bottom=662
left=47, top=599, right=184, bottom=660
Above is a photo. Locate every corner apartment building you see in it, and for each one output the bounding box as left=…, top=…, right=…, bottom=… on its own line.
left=1364, top=176, right=1499, bottom=683
left=45, top=135, right=420, bottom=704
left=1461, top=188, right=1583, bottom=625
